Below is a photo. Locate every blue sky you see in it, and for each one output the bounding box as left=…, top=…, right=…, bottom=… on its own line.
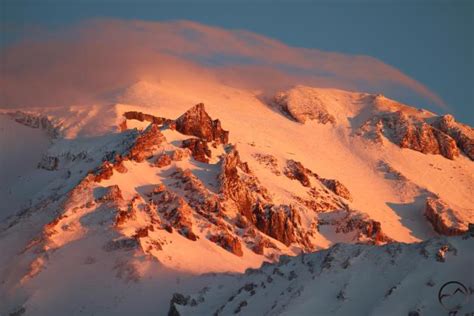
left=1, top=0, right=473, bottom=124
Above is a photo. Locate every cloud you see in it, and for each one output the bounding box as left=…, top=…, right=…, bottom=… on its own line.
left=0, top=19, right=447, bottom=110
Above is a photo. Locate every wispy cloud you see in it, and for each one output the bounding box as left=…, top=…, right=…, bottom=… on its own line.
left=0, top=19, right=447, bottom=110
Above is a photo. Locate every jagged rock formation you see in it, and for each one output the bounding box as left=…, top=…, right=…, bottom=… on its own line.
left=127, top=124, right=165, bottom=162
left=397, top=120, right=459, bottom=160
left=273, top=87, right=336, bottom=124
left=170, top=168, right=221, bottom=216
left=175, top=103, right=229, bottom=144
left=321, top=179, right=352, bottom=201
left=253, top=202, right=311, bottom=249
left=148, top=185, right=198, bottom=241
left=182, top=138, right=212, bottom=163
left=424, top=197, right=470, bottom=236
left=284, top=160, right=311, bottom=187
left=219, top=147, right=270, bottom=217
left=359, top=111, right=468, bottom=160
left=280, top=160, right=388, bottom=245
left=8, top=111, right=60, bottom=138
left=216, top=148, right=316, bottom=250
left=432, top=114, right=474, bottom=160
left=209, top=232, right=243, bottom=256
left=284, top=159, right=352, bottom=201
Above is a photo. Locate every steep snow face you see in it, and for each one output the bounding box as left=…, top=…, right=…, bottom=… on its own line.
left=0, top=114, right=52, bottom=220
left=171, top=233, right=474, bottom=316
left=0, top=82, right=473, bottom=316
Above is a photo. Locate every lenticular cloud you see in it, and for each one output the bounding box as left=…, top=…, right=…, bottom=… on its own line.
left=0, top=19, right=446, bottom=110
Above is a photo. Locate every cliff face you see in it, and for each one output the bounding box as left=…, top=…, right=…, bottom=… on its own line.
left=433, top=114, right=474, bottom=160
left=219, top=147, right=269, bottom=220
left=359, top=111, right=465, bottom=160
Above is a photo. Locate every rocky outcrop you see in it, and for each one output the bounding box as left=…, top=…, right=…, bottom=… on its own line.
left=154, top=153, right=172, bottom=167
left=273, top=87, right=336, bottom=124
left=209, top=232, right=243, bottom=256
left=321, top=211, right=393, bottom=245
left=8, top=111, right=60, bottom=138
left=398, top=122, right=459, bottom=160
left=168, top=293, right=194, bottom=316
left=104, top=237, right=139, bottom=252
left=253, top=202, right=311, bottom=249
left=91, top=161, right=115, bottom=182
left=433, top=114, right=474, bottom=160
left=171, top=148, right=190, bottom=161
left=171, top=168, right=221, bottom=216
left=425, top=197, right=468, bottom=236
left=123, top=111, right=168, bottom=125
left=115, top=197, right=140, bottom=227
left=149, top=185, right=198, bottom=241
left=89, top=154, right=129, bottom=183
left=95, top=185, right=123, bottom=203
left=252, top=153, right=281, bottom=175
left=359, top=111, right=460, bottom=160
left=181, top=138, right=211, bottom=163
left=37, top=155, right=59, bottom=171
left=251, top=237, right=277, bottom=255
left=127, top=124, right=165, bottom=162
left=175, top=103, right=229, bottom=144
left=294, top=189, right=348, bottom=213
left=322, top=179, right=352, bottom=201
left=284, top=159, right=352, bottom=202
left=219, top=147, right=270, bottom=218
left=284, top=160, right=311, bottom=187
left=219, top=149, right=315, bottom=249
left=219, top=148, right=254, bottom=219
left=114, top=159, right=128, bottom=173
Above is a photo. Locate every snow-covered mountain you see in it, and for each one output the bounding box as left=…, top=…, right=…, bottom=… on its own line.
left=170, top=233, right=474, bottom=316
left=0, top=80, right=473, bottom=315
